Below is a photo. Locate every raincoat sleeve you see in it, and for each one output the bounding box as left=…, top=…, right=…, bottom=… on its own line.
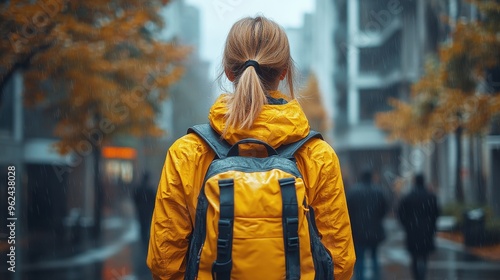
left=297, top=139, right=356, bottom=280
left=147, top=138, right=197, bottom=280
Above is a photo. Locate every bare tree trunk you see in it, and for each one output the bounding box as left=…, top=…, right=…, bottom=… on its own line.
left=92, top=143, right=103, bottom=240
left=474, top=135, right=487, bottom=204
left=455, top=126, right=464, bottom=203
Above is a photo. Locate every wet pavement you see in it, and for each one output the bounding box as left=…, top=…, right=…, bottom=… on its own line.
left=363, top=219, right=500, bottom=280
left=18, top=218, right=149, bottom=280
left=1, top=199, right=151, bottom=280
left=2, top=203, right=500, bottom=280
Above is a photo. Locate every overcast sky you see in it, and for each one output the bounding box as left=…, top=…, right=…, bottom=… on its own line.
left=184, top=0, right=315, bottom=81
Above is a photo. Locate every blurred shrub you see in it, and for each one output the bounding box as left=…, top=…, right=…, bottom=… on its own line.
left=485, top=218, right=500, bottom=244
left=441, top=202, right=468, bottom=229
left=442, top=202, right=500, bottom=245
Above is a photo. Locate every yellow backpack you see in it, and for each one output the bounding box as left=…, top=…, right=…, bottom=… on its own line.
left=185, top=124, right=334, bottom=280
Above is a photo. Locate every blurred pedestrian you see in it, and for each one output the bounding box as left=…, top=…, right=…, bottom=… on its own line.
left=346, top=169, right=388, bottom=280
left=133, top=172, right=156, bottom=248
left=397, top=173, right=440, bottom=280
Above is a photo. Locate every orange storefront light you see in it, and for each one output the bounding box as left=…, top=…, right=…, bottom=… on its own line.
left=102, top=146, right=137, bottom=160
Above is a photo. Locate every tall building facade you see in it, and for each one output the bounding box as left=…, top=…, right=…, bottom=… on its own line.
left=287, top=1, right=337, bottom=141
left=145, top=0, right=213, bottom=181
left=330, top=0, right=431, bottom=190
left=326, top=0, right=500, bottom=215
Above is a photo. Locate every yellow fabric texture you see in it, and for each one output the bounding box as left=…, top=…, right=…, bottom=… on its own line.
left=147, top=91, right=356, bottom=280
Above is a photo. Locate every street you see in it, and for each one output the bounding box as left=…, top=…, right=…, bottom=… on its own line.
left=363, top=219, right=500, bottom=280
left=2, top=202, right=500, bottom=280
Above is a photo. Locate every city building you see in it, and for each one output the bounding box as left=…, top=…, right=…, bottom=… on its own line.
left=287, top=3, right=336, bottom=140
left=145, top=0, right=213, bottom=182
left=329, top=0, right=426, bottom=191
left=321, top=0, right=499, bottom=215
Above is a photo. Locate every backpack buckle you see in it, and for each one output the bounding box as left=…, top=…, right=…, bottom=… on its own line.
left=218, top=219, right=231, bottom=228
left=286, top=217, right=298, bottom=226
left=287, top=237, right=299, bottom=250
left=285, top=217, right=299, bottom=251
left=217, top=239, right=229, bottom=250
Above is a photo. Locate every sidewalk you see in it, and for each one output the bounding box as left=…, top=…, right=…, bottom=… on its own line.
left=376, top=218, right=500, bottom=280
left=437, top=231, right=500, bottom=262
left=1, top=199, right=150, bottom=280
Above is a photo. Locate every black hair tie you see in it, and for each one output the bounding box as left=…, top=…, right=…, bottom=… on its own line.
left=242, top=60, right=262, bottom=75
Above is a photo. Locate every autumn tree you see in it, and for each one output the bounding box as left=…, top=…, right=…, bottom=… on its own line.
left=0, top=0, right=189, bottom=238
left=375, top=0, right=500, bottom=203
left=299, top=73, right=330, bottom=135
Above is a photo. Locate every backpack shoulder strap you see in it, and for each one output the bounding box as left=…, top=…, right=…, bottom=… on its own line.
left=277, top=130, right=323, bottom=159
left=187, top=124, right=231, bottom=159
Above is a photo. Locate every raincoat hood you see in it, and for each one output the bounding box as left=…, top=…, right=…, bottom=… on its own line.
left=208, top=91, right=310, bottom=147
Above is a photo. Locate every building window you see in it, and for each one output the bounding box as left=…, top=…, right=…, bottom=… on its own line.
left=335, top=84, right=349, bottom=132
left=0, top=76, right=14, bottom=137
left=359, top=0, right=402, bottom=33
left=359, top=84, right=399, bottom=122
left=105, top=160, right=134, bottom=185
left=359, top=31, right=401, bottom=75
left=491, top=117, right=500, bottom=136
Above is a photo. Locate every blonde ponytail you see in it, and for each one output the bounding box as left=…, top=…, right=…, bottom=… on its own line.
left=221, top=16, right=295, bottom=135
left=226, top=62, right=267, bottom=129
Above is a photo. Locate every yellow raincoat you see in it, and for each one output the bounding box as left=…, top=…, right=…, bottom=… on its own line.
left=147, top=91, right=355, bottom=280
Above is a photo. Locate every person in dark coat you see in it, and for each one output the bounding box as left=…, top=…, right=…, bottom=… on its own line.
left=346, top=169, right=388, bottom=280
left=397, top=173, right=440, bottom=280
left=133, top=172, right=157, bottom=248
